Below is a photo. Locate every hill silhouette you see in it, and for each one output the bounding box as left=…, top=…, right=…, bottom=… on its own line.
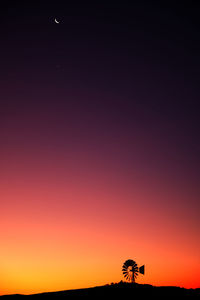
left=1, top=282, right=199, bottom=298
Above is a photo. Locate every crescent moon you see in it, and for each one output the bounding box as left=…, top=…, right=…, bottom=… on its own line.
left=55, top=18, right=60, bottom=24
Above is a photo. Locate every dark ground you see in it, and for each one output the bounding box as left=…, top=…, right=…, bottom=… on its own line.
left=1, top=282, right=200, bottom=299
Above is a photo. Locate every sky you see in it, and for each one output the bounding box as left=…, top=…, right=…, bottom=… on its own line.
left=0, top=1, right=200, bottom=295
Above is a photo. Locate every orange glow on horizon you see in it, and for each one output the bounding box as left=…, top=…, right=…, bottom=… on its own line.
left=1, top=172, right=200, bottom=295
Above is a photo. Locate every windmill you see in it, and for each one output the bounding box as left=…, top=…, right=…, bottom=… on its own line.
left=122, top=259, right=145, bottom=283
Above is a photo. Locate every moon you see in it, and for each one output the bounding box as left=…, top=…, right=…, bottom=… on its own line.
left=55, top=18, right=60, bottom=24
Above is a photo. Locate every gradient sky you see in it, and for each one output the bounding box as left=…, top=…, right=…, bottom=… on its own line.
left=1, top=2, right=200, bottom=295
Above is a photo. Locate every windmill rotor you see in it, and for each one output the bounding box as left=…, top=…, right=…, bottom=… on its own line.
left=122, top=259, right=145, bottom=283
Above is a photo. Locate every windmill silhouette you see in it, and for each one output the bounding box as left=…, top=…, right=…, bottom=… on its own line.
left=122, top=259, right=145, bottom=283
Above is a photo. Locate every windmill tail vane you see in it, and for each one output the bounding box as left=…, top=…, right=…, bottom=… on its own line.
left=139, top=264, right=145, bottom=275
left=122, top=259, right=145, bottom=283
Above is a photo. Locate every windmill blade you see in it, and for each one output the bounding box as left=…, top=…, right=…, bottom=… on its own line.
left=139, top=265, right=145, bottom=275
left=123, top=271, right=128, bottom=275
left=125, top=259, right=134, bottom=266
